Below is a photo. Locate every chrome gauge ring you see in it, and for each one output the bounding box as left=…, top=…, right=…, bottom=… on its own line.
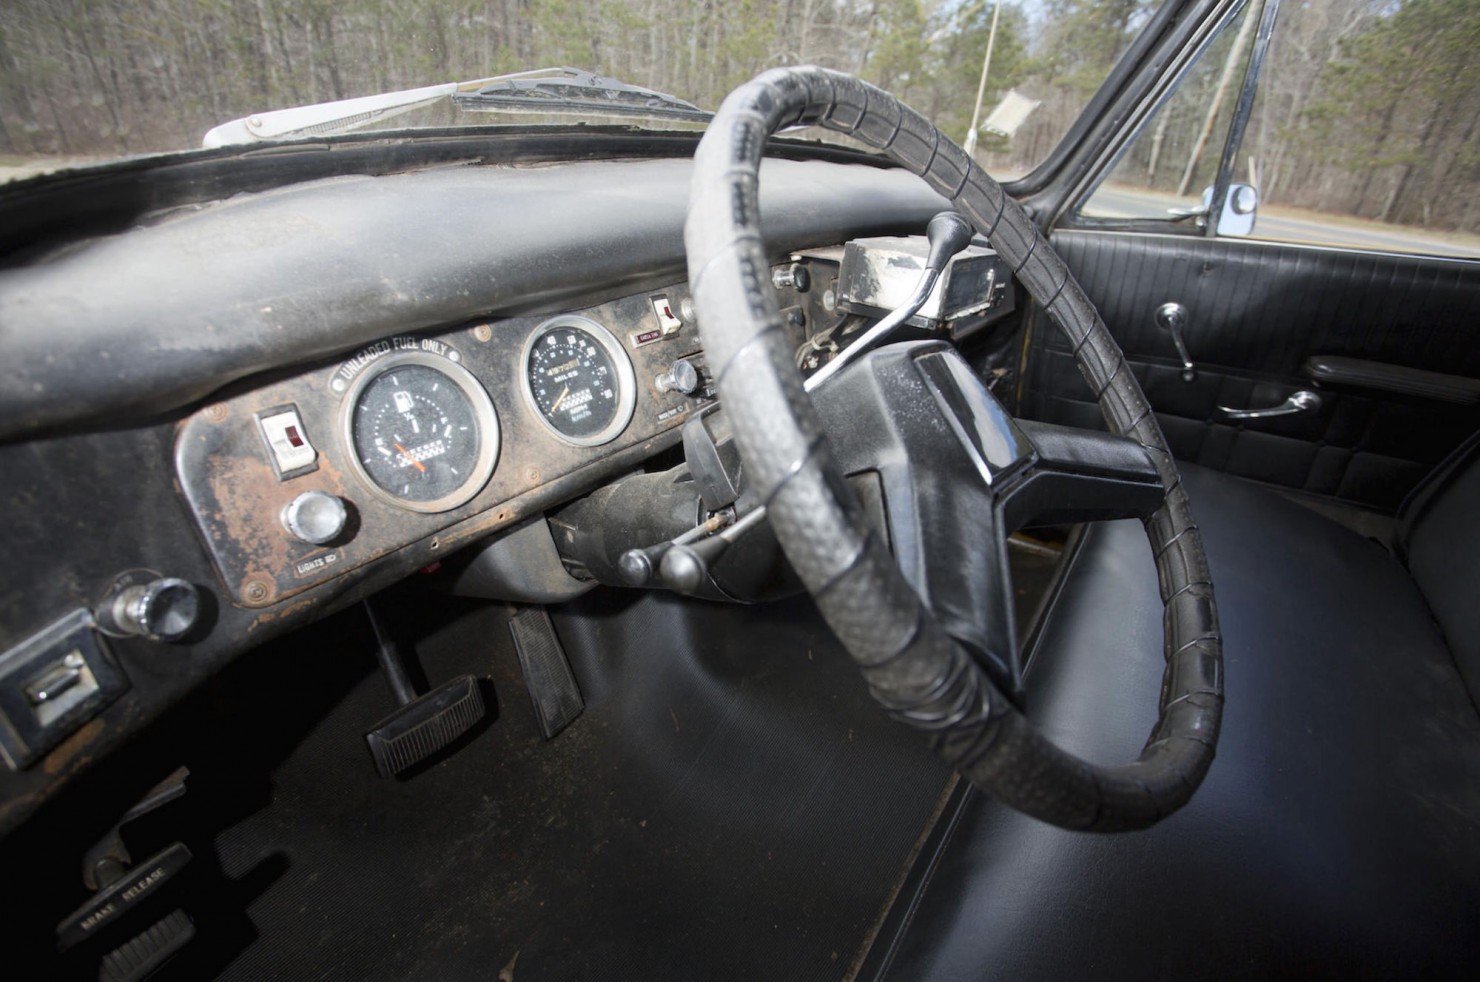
left=340, top=349, right=500, bottom=514
left=520, top=315, right=638, bottom=448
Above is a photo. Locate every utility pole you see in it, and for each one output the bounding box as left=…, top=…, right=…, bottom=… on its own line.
left=963, top=0, right=1005, bottom=158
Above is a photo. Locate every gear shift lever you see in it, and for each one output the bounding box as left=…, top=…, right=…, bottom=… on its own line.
left=804, top=210, right=975, bottom=391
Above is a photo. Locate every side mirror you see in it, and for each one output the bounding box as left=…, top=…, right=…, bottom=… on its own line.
left=1198, top=183, right=1258, bottom=237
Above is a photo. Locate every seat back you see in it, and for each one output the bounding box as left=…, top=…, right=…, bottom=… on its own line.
left=1401, top=431, right=1480, bottom=698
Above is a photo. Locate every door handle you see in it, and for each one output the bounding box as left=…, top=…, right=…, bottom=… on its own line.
left=1218, top=390, right=1322, bottom=420
left=1154, top=302, right=1196, bottom=382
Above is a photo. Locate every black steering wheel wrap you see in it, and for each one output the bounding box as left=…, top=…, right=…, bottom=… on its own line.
left=684, top=67, right=1221, bottom=831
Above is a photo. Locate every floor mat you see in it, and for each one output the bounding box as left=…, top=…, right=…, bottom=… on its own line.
left=87, top=587, right=952, bottom=981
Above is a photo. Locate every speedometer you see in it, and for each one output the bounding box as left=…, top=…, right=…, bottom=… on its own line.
left=342, top=351, right=500, bottom=513
left=521, top=316, right=637, bottom=447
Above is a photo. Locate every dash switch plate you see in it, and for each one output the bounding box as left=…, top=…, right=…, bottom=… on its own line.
left=0, top=609, right=129, bottom=770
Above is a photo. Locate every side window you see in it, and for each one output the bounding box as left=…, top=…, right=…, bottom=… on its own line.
left=1081, top=0, right=1257, bottom=225
left=1081, top=0, right=1480, bottom=258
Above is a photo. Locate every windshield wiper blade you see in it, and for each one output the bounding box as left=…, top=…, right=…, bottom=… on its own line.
left=202, top=67, right=706, bottom=148
left=452, top=67, right=709, bottom=122
left=203, top=80, right=463, bottom=147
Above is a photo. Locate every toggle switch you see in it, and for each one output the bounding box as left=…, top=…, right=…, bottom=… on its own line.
left=258, top=405, right=318, bottom=477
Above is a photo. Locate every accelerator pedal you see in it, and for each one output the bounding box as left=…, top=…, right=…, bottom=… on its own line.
left=508, top=608, right=583, bottom=739
left=363, top=601, right=486, bottom=778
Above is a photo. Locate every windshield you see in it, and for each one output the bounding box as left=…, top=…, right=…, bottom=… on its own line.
left=0, top=0, right=1156, bottom=182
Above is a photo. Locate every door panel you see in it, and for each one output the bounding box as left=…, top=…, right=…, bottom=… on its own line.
left=1024, top=230, right=1480, bottom=510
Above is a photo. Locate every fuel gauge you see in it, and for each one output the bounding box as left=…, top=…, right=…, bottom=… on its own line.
left=342, top=351, right=500, bottom=512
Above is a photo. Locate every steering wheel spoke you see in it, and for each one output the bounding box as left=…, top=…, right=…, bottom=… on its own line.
left=1004, top=419, right=1166, bottom=530
left=810, top=341, right=1165, bottom=705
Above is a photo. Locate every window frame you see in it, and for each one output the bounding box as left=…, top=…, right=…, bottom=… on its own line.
left=1049, top=0, right=1264, bottom=237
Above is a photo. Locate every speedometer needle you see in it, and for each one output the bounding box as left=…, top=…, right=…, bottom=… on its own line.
left=394, top=442, right=427, bottom=473
left=549, top=385, right=571, bottom=413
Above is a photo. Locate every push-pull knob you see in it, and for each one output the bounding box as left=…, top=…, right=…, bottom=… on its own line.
left=656, top=358, right=702, bottom=396
left=282, top=490, right=348, bottom=545
left=771, top=263, right=810, bottom=292
left=102, top=578, right=200, bottom=642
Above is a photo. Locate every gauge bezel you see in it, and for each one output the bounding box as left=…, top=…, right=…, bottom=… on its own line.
left=520, top=315, right=638, bottom=448
left=339, top=350, right=500, bottom=514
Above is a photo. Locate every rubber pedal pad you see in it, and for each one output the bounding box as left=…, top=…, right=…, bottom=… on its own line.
left=99, top=909, right=194, bottom=982
left=365, top=675, right=485, bottom=778
left=508, top=608, right=584, bottom=740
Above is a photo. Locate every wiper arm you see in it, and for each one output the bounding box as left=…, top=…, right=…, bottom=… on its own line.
left=204, top=80, right=469, bottom=147
left=453, top=67, right=709, bottom=122
left=202, top=67, right=706, bottom=148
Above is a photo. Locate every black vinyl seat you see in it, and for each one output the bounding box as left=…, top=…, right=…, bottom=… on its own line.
left=881, top=447, right=1480, bottom=979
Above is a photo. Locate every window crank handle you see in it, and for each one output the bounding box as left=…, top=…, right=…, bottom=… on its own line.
left=1155, top=302, right=1196, bottom=382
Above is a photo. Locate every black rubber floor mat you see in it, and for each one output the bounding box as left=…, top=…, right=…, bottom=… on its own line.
left=137, top=589, right=950, bottom=980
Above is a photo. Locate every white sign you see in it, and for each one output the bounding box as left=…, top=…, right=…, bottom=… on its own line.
left=981, top=90, right=1041, bottom=139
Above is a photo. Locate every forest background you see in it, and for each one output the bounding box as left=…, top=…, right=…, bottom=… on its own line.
left=1, top=0, right=1475, bottom=233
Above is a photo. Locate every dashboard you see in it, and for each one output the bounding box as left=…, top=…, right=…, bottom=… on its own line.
left=175, top=285, right=728, bottom=609
left=0, top=149, right=955, bottom=834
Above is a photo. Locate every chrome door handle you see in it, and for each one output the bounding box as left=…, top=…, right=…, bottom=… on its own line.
left=1154, top=302, right=1196, bottom=382
left=1218, top=390, right=1322, bottom=420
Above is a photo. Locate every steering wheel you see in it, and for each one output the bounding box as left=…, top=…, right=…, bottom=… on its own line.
left=684, top=68, right=1222, bottom=831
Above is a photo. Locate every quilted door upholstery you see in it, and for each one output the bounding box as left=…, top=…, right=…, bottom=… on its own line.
left=1023, top=231, right=1480, bottom=509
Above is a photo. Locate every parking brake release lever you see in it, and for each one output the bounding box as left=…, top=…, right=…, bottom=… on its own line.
left=804, top=210, right=975, bottom=391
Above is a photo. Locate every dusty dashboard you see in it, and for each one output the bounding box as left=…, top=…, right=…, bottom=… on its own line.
left=174, top=285, right=725, bottom=609
left=171, top=236, right=1015, bottom=610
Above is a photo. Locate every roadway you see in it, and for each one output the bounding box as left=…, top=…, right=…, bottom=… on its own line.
left=1087, top=187, right=1478, bottom=259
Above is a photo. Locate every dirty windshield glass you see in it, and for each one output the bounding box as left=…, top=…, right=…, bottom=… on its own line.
left=0, top=0, right=1158, bottom=181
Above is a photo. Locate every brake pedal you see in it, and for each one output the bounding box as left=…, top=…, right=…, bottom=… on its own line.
left=508, top=607, right=583, bottom=740
left=363, top=601, right=487, bottom=778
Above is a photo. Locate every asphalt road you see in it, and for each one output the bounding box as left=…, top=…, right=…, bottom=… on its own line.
left=1088, top=187, right=1478, bottom=258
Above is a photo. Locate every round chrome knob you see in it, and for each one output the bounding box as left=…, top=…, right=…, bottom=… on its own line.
left=656, top=359, right=701, bottom=396
left=282, top=491, right=348, bottom=546
left=110, top=578, right=200, bottom=642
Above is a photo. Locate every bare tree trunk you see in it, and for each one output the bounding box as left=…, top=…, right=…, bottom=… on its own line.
left=1382, top=110, right=1440, bottom=224
left=1146, top=107, right=1171, bottom=183
left=1177, top=4, right=1258, bottom=197
left=1354, top=97, right=1400, bottom=212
